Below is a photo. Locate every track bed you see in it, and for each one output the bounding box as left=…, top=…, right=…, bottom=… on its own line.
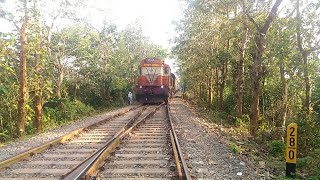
left=97, top=106, right=176, bottom=179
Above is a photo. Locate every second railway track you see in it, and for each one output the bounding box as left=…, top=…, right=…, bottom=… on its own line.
left=0, top=103, right=191, bottom=180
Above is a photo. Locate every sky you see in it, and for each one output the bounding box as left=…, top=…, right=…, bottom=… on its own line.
left=0, top=0, right=184, bottom=72
left=85, top=0, right=183, bottom=49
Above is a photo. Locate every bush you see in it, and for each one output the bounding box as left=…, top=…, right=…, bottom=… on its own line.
left=43, top=98, right=94, bottom=130
left=299, top=149, right=320, bottom=178
left=229, top=142, right=242, bottom=154
left=297, top=156, right=313, bottom=168
left=270, top=140, right=285, bottom=157
left=235, top=114, right=250, bottom=128
left=0, top=132, right=10, bottom=143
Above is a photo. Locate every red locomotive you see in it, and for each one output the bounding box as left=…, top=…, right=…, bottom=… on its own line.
left=135, top=57, right=176, bottom=104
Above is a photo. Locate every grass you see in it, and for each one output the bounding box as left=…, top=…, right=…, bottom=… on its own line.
left=229, top=141, right=242, bottom=154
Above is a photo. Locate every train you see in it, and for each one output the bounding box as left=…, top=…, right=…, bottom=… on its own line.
left=135, top=57, right=176, bottom=104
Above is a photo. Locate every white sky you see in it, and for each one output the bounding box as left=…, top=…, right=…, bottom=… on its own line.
left=85, top=0, right=183, bottom=49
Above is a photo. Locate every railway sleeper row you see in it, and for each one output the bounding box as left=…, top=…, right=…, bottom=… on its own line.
left=0, top=104, right=191, bottom=180
left=96, top=106, right=176, bottom=180
left=0, top=106, right=151, bottom=179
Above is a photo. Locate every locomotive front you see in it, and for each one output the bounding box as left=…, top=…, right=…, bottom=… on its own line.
left=135, top=58, right=171, bottom=104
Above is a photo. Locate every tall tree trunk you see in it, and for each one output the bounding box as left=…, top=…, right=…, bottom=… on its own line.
left=101, top=79, right=107, bottom=100
left=56, top=64, right=64, bottom=98
left=208, top=68, right=213, bottom=105
left=249, top=63, right=261, bottom=136
left=215, top=67, right=219, bottom=108
left=303, top=52, right=311, bottom=114
left=296, top=0, right=311, bottom=114
left=17, top=0, right=28, bottom=137
left=279, top=57, right=288, bottom=137
left=0, top=118, right=3, bottom=132
left=219, top=62, right=227, bottom=110
left=34, top=53, right=42, bottom=133
left=261, top=79, right=266, bottom=121
left=33, top=0, right=42, bottom=133
left=249, top=0, right=283, bottom=136
left=236, top=2, right=248, bottom=118
left=199, top=83, right=202, bottom=100
left=34, top=40, right=42, bottom=133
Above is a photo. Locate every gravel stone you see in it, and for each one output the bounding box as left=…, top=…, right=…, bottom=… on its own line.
left=0, top=105, right=134, bottom=162
left=170, top=98, right=259, bottom=179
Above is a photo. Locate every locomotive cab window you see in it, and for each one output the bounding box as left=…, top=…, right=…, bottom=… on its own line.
left=164, top=67, right=170, bottom=75
left=141, top=66, right=162, bottom=75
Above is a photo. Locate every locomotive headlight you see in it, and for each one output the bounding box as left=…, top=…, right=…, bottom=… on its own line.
left=161, top=85, right=164, bottom=88
left=139, top=85, right=142, bottom=88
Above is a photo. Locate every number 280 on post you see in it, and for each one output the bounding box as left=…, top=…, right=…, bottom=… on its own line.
left=286, top=123, right=297, bottom=164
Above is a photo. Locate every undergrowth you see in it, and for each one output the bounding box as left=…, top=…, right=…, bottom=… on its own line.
left=188, top=99, right=320, bottom=179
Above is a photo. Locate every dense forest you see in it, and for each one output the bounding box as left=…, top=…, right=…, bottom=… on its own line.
left=0, top=0, right=167, bottom=138
left=173, top=0, right=320, bottom=178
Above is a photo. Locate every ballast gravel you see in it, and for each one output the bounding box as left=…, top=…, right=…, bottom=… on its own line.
left=0, top=105, right=134, bottom=162
left=170, top=98, right=260, bottom=179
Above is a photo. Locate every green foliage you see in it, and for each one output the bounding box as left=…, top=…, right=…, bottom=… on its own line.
left=295, top=115, right=320, bottom=156
left=305, top=177, right=319, bottom=180
left=43, top=98, right=94, bottom=130
left=277, top=177, right=298, bottom=180
left=296, top=149, right=320, bottom=178
left=229, top=142, right=241, bottom=154
left=270, top=140, right=285, bottom=157
left=235, top=114, right=250, bottom=129
left=0, top=85, right=8, bottom=96
left=297, top=156, right=313, bottom=169
left=0, top=132, right=10, bottom=142
left=172, top=0, right=320, bottom=177
left=0, top=0, right=169, bottom=142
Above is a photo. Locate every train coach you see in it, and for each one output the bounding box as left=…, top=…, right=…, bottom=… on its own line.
left=135, top=57, right=176, bottom=104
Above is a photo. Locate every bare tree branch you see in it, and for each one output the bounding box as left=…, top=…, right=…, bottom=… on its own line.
left=0, top=11, right=20, bottom=31
left=260, top=0, right=283, bottom=35
left=306, top=45, right=320, bottom=53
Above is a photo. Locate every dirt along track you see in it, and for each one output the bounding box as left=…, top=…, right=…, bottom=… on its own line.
left=0, top=105, right=158, bottom=180
left=95, top=105, right=177, bottom=180
left=169, top=98, right=259, bottom=179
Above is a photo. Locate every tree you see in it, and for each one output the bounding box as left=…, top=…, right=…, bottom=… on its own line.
left=247, top=0, right=283, bottom=136
left=32, top=0, right=43, bottom=133
left=236, top=0, right=248, bottom=118
left=295, top=0, right=320, bottom=114
left=17, top=0, right=29, bottom=136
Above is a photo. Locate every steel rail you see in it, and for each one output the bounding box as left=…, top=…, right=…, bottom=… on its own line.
left=84, top=103, right=164, bottom=178
left=0, top=105, right=142, bottom=170
left=63, top=103, right=164, bottom=180
left=167, top=104, right=192, bottom=180
left=170, top=130, right=183, bottom=178
left=62, top=105, right=148, bottom=180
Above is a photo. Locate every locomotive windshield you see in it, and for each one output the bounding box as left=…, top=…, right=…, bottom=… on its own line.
left=141, top=66, right=163, bottom=75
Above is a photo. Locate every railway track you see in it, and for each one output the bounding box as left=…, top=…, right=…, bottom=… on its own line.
left=0, top=103, right=191, bottom=180
left=96, top=105, right=174, bottom=179
left=0, top=105, right=146, bottom=179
